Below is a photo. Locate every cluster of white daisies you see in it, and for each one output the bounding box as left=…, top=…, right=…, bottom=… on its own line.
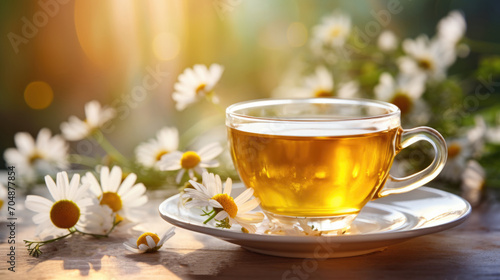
left=182, top=171, right=264, bottom=233
left=4, top=63, right=226, bottom=188
left=3, top=8, right=499, bottom=257
left=272, top=10, right=500, bottom=202
left=22, top=166, right=163, bottom=256
left=2, top=63, right=227, bottom=257
left=277, top=10, right=467, bottom=121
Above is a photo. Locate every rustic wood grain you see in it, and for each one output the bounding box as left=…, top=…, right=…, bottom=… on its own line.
left=1, top=191, right=499, bottom=280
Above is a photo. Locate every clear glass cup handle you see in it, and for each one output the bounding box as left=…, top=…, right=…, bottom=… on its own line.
left=377, top=127, right=448, bottom=197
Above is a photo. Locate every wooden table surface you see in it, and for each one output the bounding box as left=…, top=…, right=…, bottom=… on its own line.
left=1, top=189, right=499, bottom=280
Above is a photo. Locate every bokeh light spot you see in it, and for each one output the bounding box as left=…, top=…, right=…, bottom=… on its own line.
left=287, top=22, right=308, bottom=47
left=153, top=32, right=180, bottom=61
left=24, top=81, right=54, bottom=110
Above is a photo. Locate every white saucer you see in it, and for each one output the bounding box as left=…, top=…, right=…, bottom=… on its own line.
left=158, top=184, right=470, bottom=258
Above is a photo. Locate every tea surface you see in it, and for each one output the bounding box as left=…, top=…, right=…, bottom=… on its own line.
left=228, top=126, right=399, bottom=217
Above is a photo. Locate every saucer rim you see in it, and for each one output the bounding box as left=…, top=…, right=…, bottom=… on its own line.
left=158, top=186, right=471, bottom=244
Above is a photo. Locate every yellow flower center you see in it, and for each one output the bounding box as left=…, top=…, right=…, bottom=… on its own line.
left=0, top=200, right=4, bottom=210
left=418, top=58, right=434, bottom=70
left=155, top=150, right=168, bottom=161
left=212, top=193, right=238, bottom=218
left=50, top=200, right=80, bottom=229
left=29, top=152, right=43, bottom=164
left=195, top=83, right=206, bottom=95
left=100, top=192, right=123, bottom=212
left=390, top=92, right=413, bottom=115
left=180, top=151, right=201, bottom=169
left=136, top=232, right=160, bottom=248
left=448, top=143, right=462, bottom=159
left=115, top=213, right=124, bottom=224
left=329, top=27, right=342, bottom=38
left=314, top=89, right=333, bottom=98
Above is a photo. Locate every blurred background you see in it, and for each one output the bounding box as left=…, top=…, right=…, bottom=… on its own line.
left=1, top=0, right=499, bottom=187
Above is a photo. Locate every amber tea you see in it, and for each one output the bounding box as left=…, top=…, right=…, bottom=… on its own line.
left=226, top=98, right=447, bottom=231
left=229, top=126, right=399, bottom=217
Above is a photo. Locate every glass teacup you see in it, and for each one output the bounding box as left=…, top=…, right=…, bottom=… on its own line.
left=226, top=98, right=447, bottom=231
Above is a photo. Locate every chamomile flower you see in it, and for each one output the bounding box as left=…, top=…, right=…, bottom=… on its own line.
left=288, top=66, right=359, bottom=99
left=60, top=100, right=116, bottom=141
left=4, top=128, right=69, bottom=180
left=186, top=172, right=265, bottom=233
left=135, top=127, right=179, bottom=169
left=158, top=142, right=223, bottom=183
left=83, top=166, right=148, bottom=223
left=398, top=35, right=456, bottom=80
left=374, top=72, right=426, bottom=117
left=437, top=10, right=466, bottom=47
left=461, top=160, right=485, bottom=206
left=441, top=117, right=486, bottom=182
left=123, top=227, right=176, bottom=253
left=264, top=221, right=323, bottom=236
left=312, top=12, right=351, bottom=48
left=441, top=137, right=470, bottom=182
left=80, top=204, right=115, bottom=235
left=378, top=30, right=398, bottom=52
left=182, top=172, right=228, bottom=208
left=172, top=64, right=224, bottom=111
left=25, top=172, right=93, bottom=238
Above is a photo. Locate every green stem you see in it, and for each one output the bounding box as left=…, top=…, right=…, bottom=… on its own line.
left=203, top=210, right=218, bottom=224
left=24, top=220, right=121, bottom=257
left=91, top=130, right=129, bottom=165
left=463, top=38, right=500, bottom=54
left=24, top=230, right=76, bottom=257
left=32, top=230, right=75, bottom=245
left=68, top=154, right=100, bottom=167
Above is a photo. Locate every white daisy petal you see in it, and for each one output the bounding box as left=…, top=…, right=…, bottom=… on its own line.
left=209, top=199, right=222, bottom=208
left=117, top=173, right=137, bottom=196
left=158, top=227, right=176, bottom=246
left=14, top=132, right=35, bottom=155
left=32, top=212, right=50, bottom=224
left=67, top=173, right=81, bottom=199
left=138, top=244, right=150, bottom=251
left=44, top=175, right=60, bottom=201
left=145, top=235, right=157, bottom=248
left=223, top=178, right=232, bottom=195
left=108, top=166, right=123, bottom=192
left=188, top=181, right=208, bottom=194
left=57, top=172, right=70, bottom=199
left=84, top=172, right=102, bottom=197
left=234, top=188, right=254, bottom=205
left=100, top=166, right=110, bottom=192
left=188, top=169, right=195, bottom=180
left=237, top=198, right=261, bottom=213
left=199, top=160, right=219, bottom=168
left=197, top=142, right=223, bottom=160
left=215, top=211, right=228, bottom=221
left=194, top=166, right=205, bottom=176
left=25, top=195, right=53, bottom=212
left=119, top=183, right=146, bottom=203
left=176, top=169, right=186, bottom=184
left=185, top=200, right=211, bottom=208
left=124, top=243, right=141, bottom=253
left=123, top=196, right=148, bottom=208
